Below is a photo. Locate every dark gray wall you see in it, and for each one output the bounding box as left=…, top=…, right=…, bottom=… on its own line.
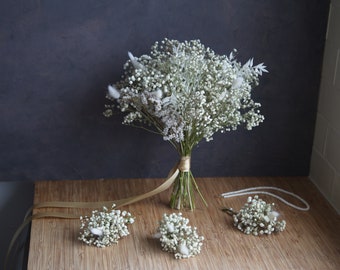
left=0, top=0, right=330, bottom=182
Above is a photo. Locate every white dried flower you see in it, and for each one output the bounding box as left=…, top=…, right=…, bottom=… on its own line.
left=78, top=205, right=134, bottom=247
left=178, top=242, right=189, bottom=256
left=231, top=77, right=244, bottom=89
left=90, top=227, right=103, bottom=236
left=107, top=85, right=120, bottom=99
left=128, top=51, right=144, bottom=70
left=156, top=212, right=204, bottom=259
left=268, top=210, right=279, bottom=220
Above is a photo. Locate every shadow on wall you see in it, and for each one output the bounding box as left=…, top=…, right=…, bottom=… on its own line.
left=0, top=182, right=34, bottom=270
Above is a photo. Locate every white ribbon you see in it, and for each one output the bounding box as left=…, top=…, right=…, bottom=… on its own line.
left=221, top=186, right=310, bottom=211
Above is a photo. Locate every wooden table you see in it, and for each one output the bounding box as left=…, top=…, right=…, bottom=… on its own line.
left=27, top=177, right=340, bottom=269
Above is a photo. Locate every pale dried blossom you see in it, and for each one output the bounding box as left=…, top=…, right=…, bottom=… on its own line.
left=154, top=212, right=204, bottom=259
left=78, top=205, right=135, bottom=247
left=233, top=195, right=286, bottom=236
left=107, top=85, right=120, bottom=99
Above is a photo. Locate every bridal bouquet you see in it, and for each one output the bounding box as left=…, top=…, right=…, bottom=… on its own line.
left=104, top=38, right=267, bottom=210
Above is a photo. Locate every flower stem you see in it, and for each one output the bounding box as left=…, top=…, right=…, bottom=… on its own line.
left=169, top=153, right=207, bottom=210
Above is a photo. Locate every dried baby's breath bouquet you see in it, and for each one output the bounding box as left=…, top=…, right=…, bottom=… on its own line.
left=104, top=38, right=267, bottom=210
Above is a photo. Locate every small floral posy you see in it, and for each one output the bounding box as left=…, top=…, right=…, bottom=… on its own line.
left=78, top=204, right=135, bottom=247
left=232, top=195, right=286, bottom=236
left=154, top=212, right=204, bottom=259
left=104, top=38, right=268, bottom=210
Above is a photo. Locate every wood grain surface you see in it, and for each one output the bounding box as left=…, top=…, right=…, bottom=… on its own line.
left=27, top=177, right=340, bottom=269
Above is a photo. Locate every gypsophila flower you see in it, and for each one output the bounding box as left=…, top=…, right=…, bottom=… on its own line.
left=154, top=213, right=204, bottom=259
left=78, top=205, right=135, bottom=247
left=233, top=195, right=286, bottom=236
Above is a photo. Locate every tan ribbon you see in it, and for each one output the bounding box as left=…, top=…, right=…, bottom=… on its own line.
left=178, top=155, right=190, bottom=172
left=6, top=158, right=189, bottom=269
left=30, top=169, right=180, bottom=219
left=27, top=156, right=190, bottom=219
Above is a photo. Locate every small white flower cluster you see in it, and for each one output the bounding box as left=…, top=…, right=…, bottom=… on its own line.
left=105, top=38, right=267, bottom=146
left=154, top=212, right=204, bottom=259
left=78, top=205, right=135, bottom=247
left=233, top=195, right=286, bottom=236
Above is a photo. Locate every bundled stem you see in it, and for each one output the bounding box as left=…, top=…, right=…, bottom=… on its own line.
left=169, top=154, right=207, bottom=210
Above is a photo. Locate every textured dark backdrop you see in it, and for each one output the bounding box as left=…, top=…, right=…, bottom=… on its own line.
left=0, top=0, right=330, bottom=182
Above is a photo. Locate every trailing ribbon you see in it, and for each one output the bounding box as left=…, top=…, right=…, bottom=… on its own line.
left=5, top=160, right=183, bottom=270
left=29, top=169, right=180, bottom=219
